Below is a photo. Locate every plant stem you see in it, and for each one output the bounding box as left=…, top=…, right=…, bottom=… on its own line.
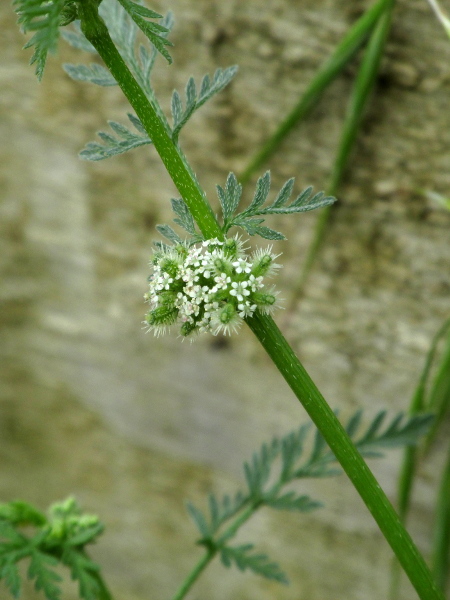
left=76, top=0, right=222, bottom=242
left=77, top=4, right=443, bottom=599
left=239, top=0, right=391, bottom=184
left=295, top=0, right=395, bottom=291
left=245, top=310, right=445, bottom=600
left=170, top=501, right=258, bottom=600
left=431, top=442, right=450, bottom=591
left=169, top=547, right=216, bottom=600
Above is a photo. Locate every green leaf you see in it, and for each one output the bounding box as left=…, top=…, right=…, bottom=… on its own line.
left=217, top=173, right=243, bottom=224
left=220, top=544, right=288, bottom=584
left=171, top=67, right=238, bottom=141
left=279, top=424, right=310, bottom=482
left=61, top=549, right=101, bottom=600
left=345, top=409, right=363, bottom=438
left=292, top=189, right=336, bottom=212
left=60, top=22, right=96, bottom=52
left=65, top=522, right=104, bottom=548
left=115, top=0, right=173, bottom=64
left=171, top=198, right=196, bottom=235
left=204, top=491, right=247, bottom=536
left=243, top=437, right=281, bottom=498
left=227, top=175, right=336, bottom=238
left=358, top=413, right=434, bottom=456
left=63, top=63, right=117, bottom=86
left=265, top=492, right=322, bottom=512
left=270, top=177, right=295, bottom=208
left=13, top=0, right=67, bottom=80
left=28, top=550, right=62, bottom=600
left=247, top=171, right=271, bottom=212
left=155, top=224, right=182, bottom=245
left=80, top=115, right=152, bottom=161
left=0, top=560, right=22, bottom=598
left=0, top=501, right=47, bottom=527
left=185, top=502, right=210, bottom=539
left=245, top=224, right=285, bottom=241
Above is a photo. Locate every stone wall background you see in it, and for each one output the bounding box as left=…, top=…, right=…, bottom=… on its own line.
left=1, top=0, right=449, bottom=599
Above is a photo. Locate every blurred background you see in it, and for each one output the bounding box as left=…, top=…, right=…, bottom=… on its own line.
left=1, top=0, right=450, bottom=598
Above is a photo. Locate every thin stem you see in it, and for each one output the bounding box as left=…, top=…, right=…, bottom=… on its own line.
left=431, top=442, right=450, bottom=591
left=239, top=0, right=391, bottom=184
left=426, top=0, right=450, bottom=37
left=389, top=317, right=450, bottom=599
left=295, top=0, right=395, bottom=292
left=169, top=548, right=216, bottom=600
left=76, top=4, right=443, bottom=599
left=245, top=311, right=445, bottom=600
left=170, top=502, right=256, bottom=600
left=76, top=1, right=222, bottom=242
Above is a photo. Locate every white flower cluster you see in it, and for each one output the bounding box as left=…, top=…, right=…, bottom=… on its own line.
left=144, top=236, right=281, bottom=337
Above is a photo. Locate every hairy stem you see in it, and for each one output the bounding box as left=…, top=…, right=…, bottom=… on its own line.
left=77, top=3, right=443, bottom=599
left=245, top=311, right=445, bottom=600
left=76, top=0, right=222, bottom=241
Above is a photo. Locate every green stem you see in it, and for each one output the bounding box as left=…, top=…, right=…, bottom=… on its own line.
left=170, top=502, right=256, bottom=600
left=169, top=547, right=216, bottom=600
left=296, top=0, right=395, bottom=291
left=239, top=0, right=391, bottom=184
left=76, top=0, right=222, bottom=241
left=77, top=4, right=443, bottom=599
left=431, top=442, right=450, bottom=591
left=245, top=311, right=445, bottom=600
left=390, top=317, right=450, bottom=599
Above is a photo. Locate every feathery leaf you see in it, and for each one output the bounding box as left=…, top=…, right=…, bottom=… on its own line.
left=63, top=62, right=117, bottom=86
left=171, top=67, right=238, bottom=141
left=80, top=114, right=152, bottom=161
left=220, top=544, right=288, bottom=584
left=13, top=0, right=68, bottom=80
left=115, top=0, right=173, bottom=63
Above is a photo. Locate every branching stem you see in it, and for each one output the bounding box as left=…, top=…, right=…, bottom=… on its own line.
left=76, top=3, right=444, bottom=599
left=76, top=0, right=222, bottom=241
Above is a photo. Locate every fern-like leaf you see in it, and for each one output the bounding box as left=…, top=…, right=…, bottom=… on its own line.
left=220, top=171, right=336, bottom=240
left=217, top=172, right=243, bottom=224
left=220, top=544, right=288, bottom=584
left=115, top=0, right=173, bottom=63
left=171, top=67, right=238, bottom=141
left=60, top=20, right=96, bottom=52
left=63, top=63, right=117, bottom=86
left=28, top=550, right=62, bottom=600
left=265, top=492, right=322, bottom=512
left=155, top=224, right=183, bottom=245
left=185, top=502, right=210, bottom=539
left=356, top=412, right=434, bottom=457
left=79, top=114, right=152, bottom=161
left=171, top=198, right=196, bottom=235
left=61, top=549, right=101, bottom=600
left=244, top=437, right=281, bottom=498
left=13, top=0, right=68, bottom=80
left=279, top=424, right=310, bottom=482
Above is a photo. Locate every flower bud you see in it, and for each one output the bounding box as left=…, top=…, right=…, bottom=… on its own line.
left=251, top=254, right=273, bottom=277
left=253, top=292, right=276, bottom=307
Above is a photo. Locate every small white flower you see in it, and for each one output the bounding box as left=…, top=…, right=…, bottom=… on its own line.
left=229, top=281, right=251, bottom=302
left=214, top=273, right=231, bottom=289
left=237, top=302, right=257, bottom=318
left=232, top=259, right=251, bottom=274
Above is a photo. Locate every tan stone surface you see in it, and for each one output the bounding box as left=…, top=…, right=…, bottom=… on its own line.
left=1, top=0, right=449, bottom=599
